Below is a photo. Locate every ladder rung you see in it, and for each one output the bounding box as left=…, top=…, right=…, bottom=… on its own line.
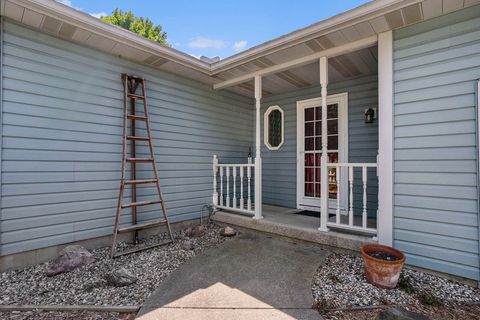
left=127, top=115, right=147, bottom=121
left=126, top=158, right=153, bottom=162
left=127, top=93, right=145, bottom=99
left=112, top=240, right=173, bottom=258
left=127, top=136, right=150, bottom=141
left=121, top=199, right=162, bottom=208
left=117, top=219, right=167, bottom=233
left=125, top=179, right=158, bottom=185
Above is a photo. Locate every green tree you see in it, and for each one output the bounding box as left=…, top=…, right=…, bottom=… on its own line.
left=100, top=9, right=168, bottom=46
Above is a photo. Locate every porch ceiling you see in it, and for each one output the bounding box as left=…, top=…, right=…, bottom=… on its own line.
left=231, top=45, right=379, bottom=97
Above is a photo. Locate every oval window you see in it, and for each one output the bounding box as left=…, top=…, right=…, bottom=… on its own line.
left=264, top=106, right=284, bottom=150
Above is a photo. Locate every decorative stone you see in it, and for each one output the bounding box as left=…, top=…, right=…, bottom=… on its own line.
left=220, top=226, right=237, bottom=237
left=46, top=245, right=95, bottom=277
left=105, top=268, right=137, bottom=287
left=377, top=307, right=430, bottom=320
left=181, top=240, right=194, bottom=250
left=187, top=225, right=205, bottom=238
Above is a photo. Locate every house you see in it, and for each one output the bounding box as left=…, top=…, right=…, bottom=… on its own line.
left=0, top=0, right=478, bottom=286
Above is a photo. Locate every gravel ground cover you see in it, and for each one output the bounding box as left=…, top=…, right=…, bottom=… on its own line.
left=312, top=253, right=480, bottom=312
left=0, top=310, right=135, bottom=320
left=0, top=223, right=227, bottom=306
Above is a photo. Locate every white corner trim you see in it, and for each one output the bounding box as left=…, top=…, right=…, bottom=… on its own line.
left=378, top=30, right=394, bottom=247
left=264, top=105, right=285, bottom=151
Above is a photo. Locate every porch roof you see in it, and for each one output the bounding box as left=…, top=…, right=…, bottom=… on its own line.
left=3, top=0, right=479, bottom=96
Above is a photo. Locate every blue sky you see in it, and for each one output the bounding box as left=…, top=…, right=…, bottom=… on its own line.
left=59, top=0, right=371, bottom=59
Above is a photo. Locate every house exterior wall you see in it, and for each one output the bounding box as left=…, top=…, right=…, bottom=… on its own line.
left=261, top=75, right=379, bottom=210
left=0, top=20, right=253, bottom=257
left=393, top=6, right=480, bottom=281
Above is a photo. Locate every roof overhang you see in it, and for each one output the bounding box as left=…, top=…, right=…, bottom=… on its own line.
left=1, top=0, right=478, bottom=96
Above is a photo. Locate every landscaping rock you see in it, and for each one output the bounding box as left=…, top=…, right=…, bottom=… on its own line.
left=105, top=268, right=137, bottom=287
left=220, top=226, right=237, bottom=237
left=377, top=307, right=430, bottom=320
left=187, top=225, right=205, bottom=238
left=181, top=240, right=194, bottom=250
left=46, top=245, right=95, bottom=277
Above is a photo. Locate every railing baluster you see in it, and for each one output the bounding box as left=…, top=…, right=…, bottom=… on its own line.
left=226, top=166, right=230, bottom=208
left=362, top=166, right=367, bottom=229
left=348, top=166, right=354, bottom=226
left=213, top=155, right=218, bottom=206
left=233, top=166, right=237, bottom=208
left=240, top=166, right=244, bottom=210
left=247, top=159, right=252, bottom=211
left=220, top=166, right=224, bottom=206
left=335, top=165, right=340, bottom=224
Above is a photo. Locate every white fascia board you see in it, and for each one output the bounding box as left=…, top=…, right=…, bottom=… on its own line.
left=9, top=0, right=211, bottom=73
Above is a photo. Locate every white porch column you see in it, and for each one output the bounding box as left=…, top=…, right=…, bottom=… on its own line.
left=319, top=57, right=329, bottom=232
left=254, top=75, right=263, bottom=219
left=378, top=31, right=394, bottom=246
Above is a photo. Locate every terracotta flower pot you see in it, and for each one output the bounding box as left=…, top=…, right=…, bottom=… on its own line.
left=361, top=244, right=405, bottom=289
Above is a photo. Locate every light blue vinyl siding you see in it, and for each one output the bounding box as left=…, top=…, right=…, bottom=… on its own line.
left=0, top=21, right=253, bottom=256
left=393, top=6, right=480, bottom=280
left=261, top=75, right=379, bottom=211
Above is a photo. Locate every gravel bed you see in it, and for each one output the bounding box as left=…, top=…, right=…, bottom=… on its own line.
left=0, top=223, right=227, bottom=306
left=312, top=253, right=480, bottom=310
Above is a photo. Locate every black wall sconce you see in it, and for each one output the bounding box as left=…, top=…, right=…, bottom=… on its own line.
left=364, top=107, right=376, bottom=124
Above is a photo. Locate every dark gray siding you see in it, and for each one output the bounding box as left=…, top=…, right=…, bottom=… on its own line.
left=393, top=6, right=480, bottom=280
left=261, top=75, right=379, bottom=210
left=0, top=21, right=253, bottom=256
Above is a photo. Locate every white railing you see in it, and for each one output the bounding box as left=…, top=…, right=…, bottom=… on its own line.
left=324, top=162, right=378, bottom=235
left=213, top=155, right=256, bottom=216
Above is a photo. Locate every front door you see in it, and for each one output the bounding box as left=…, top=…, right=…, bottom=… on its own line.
left=296, top=93, right=348, bottom=211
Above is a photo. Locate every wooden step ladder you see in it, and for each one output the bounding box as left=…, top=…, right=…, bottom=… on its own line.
left=111, top=74, right=174, bottom=258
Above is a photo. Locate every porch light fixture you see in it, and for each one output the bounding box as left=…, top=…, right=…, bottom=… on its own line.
left=364, top=107, right=376, bottom=124
left=264, top=105, right=284, bottom=150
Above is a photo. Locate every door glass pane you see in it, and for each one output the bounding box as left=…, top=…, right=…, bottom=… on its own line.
left=305, top=122, right=314, bottom=136
left=315, top=107, right=321, bottom=120
left=314, top=183, right=321, bottom=198
left=315, top=137, right=322, bottom=151
left=305, top=137, right=314, bottom=150
left=305, top=108, right=315, bottom=121
left=305, top=183, right=314, bottom=197
left=328, top=135, right=338, bottom=150
left=327, top=104, right=338, bottom=118
left=305, top=154, right=314, bottom=166
left=305, top=168, right=314, bottom=182
left=327, top=119, right=338, bottom=134
left=315, top=121, right=322, bottom=136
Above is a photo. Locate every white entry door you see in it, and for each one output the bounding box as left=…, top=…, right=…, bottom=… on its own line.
left=296, top=93, right=348, bottom=211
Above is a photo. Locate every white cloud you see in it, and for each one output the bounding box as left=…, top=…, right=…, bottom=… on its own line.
left=188, top=37, right=226, bottom=49
left=233, top=40, right=248, bottom=52
left=90, top=12, right=107, bottom=18
left=57, top=0, right=82, bottom=11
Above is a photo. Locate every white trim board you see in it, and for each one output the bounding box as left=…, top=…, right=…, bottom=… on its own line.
left=296, top=92, right=349, bottom=211
left=377, top=31, right=393, bottom=247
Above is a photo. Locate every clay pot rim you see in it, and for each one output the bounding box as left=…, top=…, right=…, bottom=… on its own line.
left=361, top=244, right=405, bottom=265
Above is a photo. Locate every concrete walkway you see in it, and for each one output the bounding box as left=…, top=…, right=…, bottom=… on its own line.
left=137, top=229, right=329, bottom=320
